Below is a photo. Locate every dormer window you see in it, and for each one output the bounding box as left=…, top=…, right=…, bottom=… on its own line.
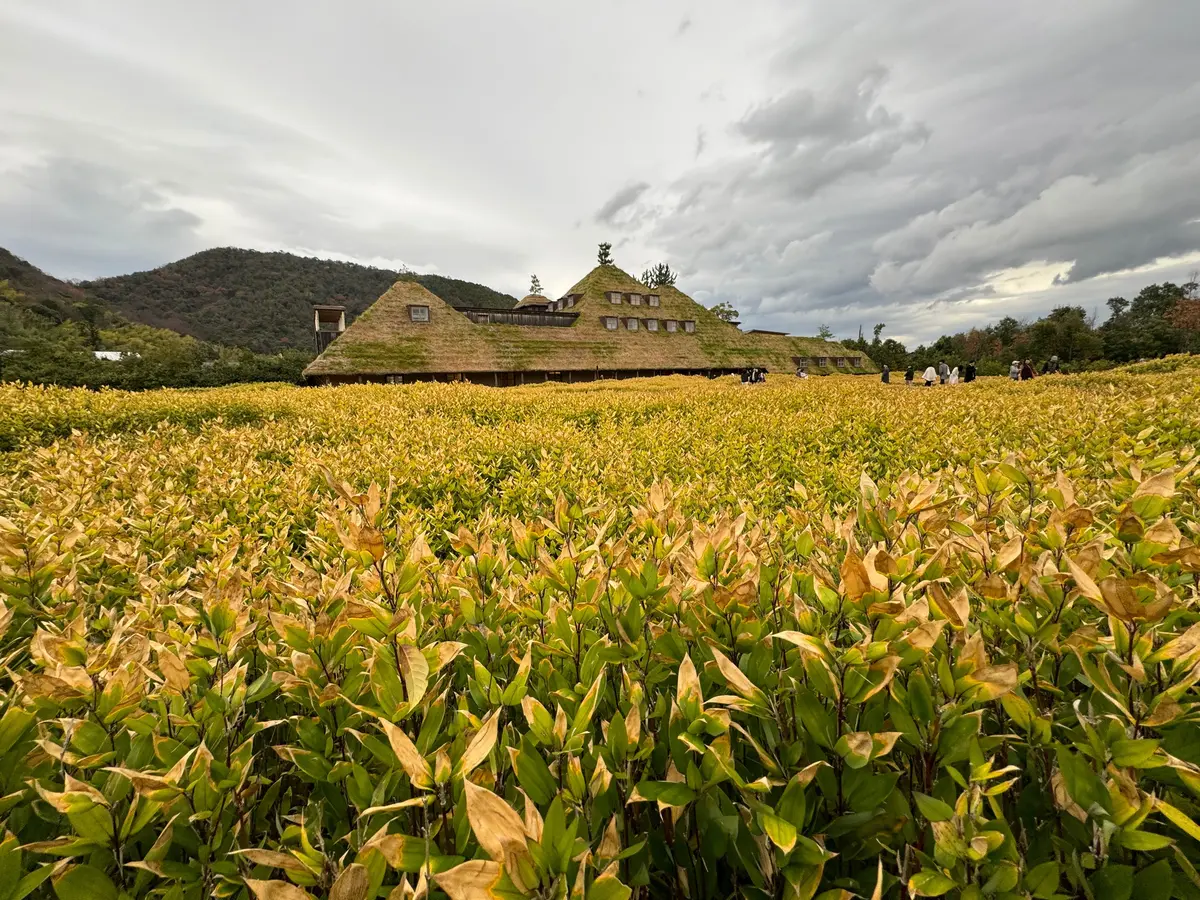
left=648, top=295, right=660, bottom=307
left=630, top=294, right=642, bottom=306
left=665, top=319, right=678, bottom=333
left=567, top=296, right=575, bottom=308
left=608, top=292, right=622, bottom=304
left=603, top=316, right=619, bottom=330
left=409, top=305, right=430, bottom=323
left=816, top=356, right=829, bottom=366
left=646, top=318, right=659, bottom=332
left=625, top=317, right=639, bottom=331
left=683, top=320, right=696, bottom=333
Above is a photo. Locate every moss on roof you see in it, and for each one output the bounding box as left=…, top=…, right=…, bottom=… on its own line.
left=304, top=266, right=874, bottom=378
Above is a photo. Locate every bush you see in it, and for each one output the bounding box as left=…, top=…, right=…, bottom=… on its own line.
left=2, top=374, right=1200, bottom=898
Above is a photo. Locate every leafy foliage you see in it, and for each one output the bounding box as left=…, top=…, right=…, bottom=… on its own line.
left=846, top=279, right=1200, bottom=374
left=597, top=244, right=614, bottom=267
left=639, top=264, right=678, bottom=289
left=708, top=302, right=739, bottom=324
left=2, top=369, right=1200, bottom=899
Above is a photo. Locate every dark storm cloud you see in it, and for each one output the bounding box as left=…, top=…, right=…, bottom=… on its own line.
left=594, top=182, right=651, bottom=228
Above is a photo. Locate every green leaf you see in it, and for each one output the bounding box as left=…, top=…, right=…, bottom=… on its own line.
left=913, top=792, right=955, bottom=823
left=1111, top=739, right=1160, bottom=768
left=52, top=865, right=118, bottom=900
left=760, top=812, right=798, bottom=853
left=1090, top=865, right=1134, bottom=900
left=589, top=874, right=632, bottom=900
left=10, top=864, right=55, bottom=900
left=512, top=738, right=556, bottom=806
left=1025, top=860, right=1059, bottom=899
left=1115, top=830, right=1174, bottom=851
left=1133, top=859, right=1174, bottom=900
left=632, top=781, right=696, bottom=807
left=908, top=870, right=957, bottom=897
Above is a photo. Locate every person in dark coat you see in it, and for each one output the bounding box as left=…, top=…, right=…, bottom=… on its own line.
left=881, top=364, right=890, bottom=384
left=1019, top=359, right=1036, bottom=381
left=964, top=361, right=977, bottom=382
left=905, top=365, right=915, bottom=385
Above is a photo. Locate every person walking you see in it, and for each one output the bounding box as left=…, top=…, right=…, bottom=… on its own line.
left=1009, top=360, right=1020, bottom=380
left=964, top=361, right=977, bottom=383
left=937, top=359, right=949, bottom=385
left=905, top=365, right=915, bottom=385
left=922, top=364, right=937, bottom=386
left=1019, top=359, right=1035, bottom=381
left=881, top=364, right=890, bottom=384
left=949, top=365, right=959, bottom=385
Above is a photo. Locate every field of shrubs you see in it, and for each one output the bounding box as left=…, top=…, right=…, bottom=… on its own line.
left=2, top=363, right=1200, bottom=900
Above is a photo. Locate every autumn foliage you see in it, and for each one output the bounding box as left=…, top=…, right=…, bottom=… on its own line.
left=1, top=366, right=1200, bottom=899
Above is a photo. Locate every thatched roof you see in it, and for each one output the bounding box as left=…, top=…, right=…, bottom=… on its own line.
left=304, top=264, right=873, bottom=378
left=515, top=293, right=552, bottom=308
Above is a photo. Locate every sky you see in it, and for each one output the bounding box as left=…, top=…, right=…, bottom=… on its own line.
left=1, top=1, right=1198, bottom=345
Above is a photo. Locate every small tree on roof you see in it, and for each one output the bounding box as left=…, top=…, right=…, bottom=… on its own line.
left=818, top=324, right=834, bottom=340
left=530, top=275, right=543, bottom=295
left=597, top=243, right=614, bottom=267
left=709, top=301, right=739, bottom=323
left=640, top=262, right=678, bottom=288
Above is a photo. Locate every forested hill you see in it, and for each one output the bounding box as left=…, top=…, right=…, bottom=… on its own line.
left=83, top=248, right=519, bottom=353
left=0, top=247, right=93, bottom=325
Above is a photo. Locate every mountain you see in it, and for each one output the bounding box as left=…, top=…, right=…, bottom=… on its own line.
left=83, top=248, right=518, bottom=354
left=0, top=247, right=95, bottom=325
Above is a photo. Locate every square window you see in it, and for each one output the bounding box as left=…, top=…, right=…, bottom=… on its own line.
left=665, top=319, right=678, bottom=332
left=625, top=317, right=639, bottom=331
left=683, top=320, right=696, bottom=333
left=409, top=305, right=430, bottom=323
left=630, top=294, right=642, bottom=305
left=648, top=295, right=660, bottom=307
left=609, top=292, right=622, bottom=304
left=646, top=319, right=659, bottom=331
left=567, top=296, right=575, bottom=307
left=604, top=316, right=618, bottom=330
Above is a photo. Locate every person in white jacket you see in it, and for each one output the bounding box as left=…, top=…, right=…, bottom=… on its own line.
left=1009, top=360, right=1020, bottom=380
left=922, top=365, right=937, bottom=386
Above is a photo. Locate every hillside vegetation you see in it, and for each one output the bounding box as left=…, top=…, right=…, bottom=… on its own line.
left=2, top=370, right=1200, bottom=899
left=84, top=248, right=519, bottom=353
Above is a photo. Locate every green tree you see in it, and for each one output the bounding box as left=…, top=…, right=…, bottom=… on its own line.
left=641, top=262, right=678, bottom=288
left=530, top=275, right=543, bottom=295
left=708, top=301, right=739, bottom=323
left=817, top=324, right=834, bottom=340
left=597, top=243, right=614, bottom=266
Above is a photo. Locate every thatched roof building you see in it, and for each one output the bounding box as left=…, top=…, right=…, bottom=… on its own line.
left=303, top=263, right=871, bottom=385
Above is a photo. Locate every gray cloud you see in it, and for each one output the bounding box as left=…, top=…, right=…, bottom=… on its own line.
left=594, top=182, right=651, bottom=228
left=1, top=0, right=1198, bottom=339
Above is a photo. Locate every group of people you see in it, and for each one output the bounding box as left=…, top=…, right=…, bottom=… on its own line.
left=878, top=355, right=1063, bottom=385
left=741, top=367, right=768, bottom=384
left=881, top=360, right=978, bottom=386
left=1008, top=355, right=1060, bottom=380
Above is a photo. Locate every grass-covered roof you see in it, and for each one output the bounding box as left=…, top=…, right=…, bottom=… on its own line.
left=304, top=264, right=872, bottom=378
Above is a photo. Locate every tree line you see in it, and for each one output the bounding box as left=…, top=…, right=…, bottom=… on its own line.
left=841, top=279, right=1200, bottom=374
left=1, top=278, right=310, bottom=389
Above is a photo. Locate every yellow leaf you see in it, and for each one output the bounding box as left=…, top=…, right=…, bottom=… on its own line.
left=330, top=864, right=371, bottom=900
left=708, top=645, right=765, bottom=704
left=459, top=710, right=500, bottom=778
left=840, top=550, right=872, bottom=601
left=377, top=719, right=433, bottom=788
left=245, top=880, right=317, bottom=900
left=435, top=860, right=503, bottom=900
left=463, top=781, right=534, bottom=892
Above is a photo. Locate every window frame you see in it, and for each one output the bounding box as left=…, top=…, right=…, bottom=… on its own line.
left=645, top=318, right=659, bottom=332
left=625, top=317, right=639, bottom=331
left=408, top=304, right=430, bottom=323
left=665, top=319, right=678, bottom=333
left=603, top=316, right=619, bottom=330
left=682, top=320, right=696, bottom=333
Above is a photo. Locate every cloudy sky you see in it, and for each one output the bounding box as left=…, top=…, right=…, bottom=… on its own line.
left=2, top=1, right=1198, bottom=344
